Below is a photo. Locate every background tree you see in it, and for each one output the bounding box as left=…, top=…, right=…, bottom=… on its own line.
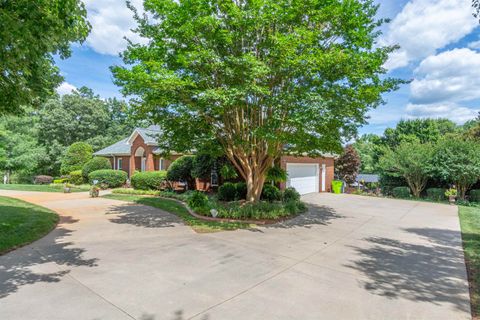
left=430, top=137, right=480, bottom=199
left=353, top=134, right=384, bottom=173
left=335, top=145, right=361, bottom=186
left=60, top=142, right=93, bottom=175
left=113, top=0, right=401, bottom=201
left=379, top=141, right=433, bottom=198
left=0, top=0, right=90, bottom=114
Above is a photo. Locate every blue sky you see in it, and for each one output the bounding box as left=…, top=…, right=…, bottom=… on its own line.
left=55, top=0, right=480, bottom=136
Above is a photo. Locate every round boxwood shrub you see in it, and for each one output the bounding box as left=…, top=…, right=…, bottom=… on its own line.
left=60, top=142, right=93, bottom=175
left=69, top=170, right=84, bottom=185
left=34, top=175, right=53, bottom=185
left=392, top=186, right=411, bottom=199
left=187, top=191, right=209, bottom=210
left=426, top=188, right=446, bottom=201
left=283, top=187, right=301, bottom=203
left=470, top=189, right=480, bottom=202
left=166, top=155, right=195, bottom=188
left=82, top=157, right=111, bottom=180
left=88, top=169, right=127, bottom=188
left=261, top=184, right=282, bottom=202
left=218, top=182, right=237, bottom=201
left=131, top=171, right=167, bottom=190
left=235, top=182, right=247, bottom=200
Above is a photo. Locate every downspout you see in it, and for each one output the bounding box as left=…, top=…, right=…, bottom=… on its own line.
left=112, top=154, right=116, bottom=170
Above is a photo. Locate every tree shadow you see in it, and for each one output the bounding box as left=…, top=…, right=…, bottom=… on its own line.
left=345, top=228, right=470, bottom=313
left=105, top=203, right=182, bottom=228
left=0, top=216, right=98, bottom=299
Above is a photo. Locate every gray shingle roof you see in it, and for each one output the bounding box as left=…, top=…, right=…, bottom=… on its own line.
left=93, top=138, right=130, bottom=156
left=356, top=174, right=380, bottom=183
left=135, top=125, right=161, bottom=144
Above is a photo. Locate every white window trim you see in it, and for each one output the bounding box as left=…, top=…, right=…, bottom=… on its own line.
left=159, top=158, right=165, bottom=171
left=117, top=158, right=123, bottom=171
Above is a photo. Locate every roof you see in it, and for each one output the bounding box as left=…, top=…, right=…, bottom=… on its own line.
left=356, top=174, right=380, bottom=183
left=93, top=138, right=130, bottom=156
left=127, top=125, right=161, bottom=145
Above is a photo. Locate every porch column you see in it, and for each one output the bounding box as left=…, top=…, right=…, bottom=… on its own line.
left=146, top=148, right=155, bottom=171
left=129, top=154, right=135, bottom=177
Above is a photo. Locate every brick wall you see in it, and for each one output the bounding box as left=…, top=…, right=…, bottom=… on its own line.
left=279, top=156, right=335, bottom=192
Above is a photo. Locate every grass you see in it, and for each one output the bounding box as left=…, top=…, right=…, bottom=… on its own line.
left=459, top=205, right=480, bottom=319
left=0, top=183, right=90, bottom=193
left=0, top=196, right=59, bottom=254
left=103, top=193, right=251, bottom=233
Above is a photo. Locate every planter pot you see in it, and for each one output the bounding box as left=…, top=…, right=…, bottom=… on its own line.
left=64, top=188, right=71, bottom=193
left=448, top=195, right=456, bottom=205
left=195, top=178, right=211, bottom=192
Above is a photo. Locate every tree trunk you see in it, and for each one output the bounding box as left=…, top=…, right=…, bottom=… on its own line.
left=458, top=183, right=467, bottom=200
left=246, top=169, right=267, bottom=202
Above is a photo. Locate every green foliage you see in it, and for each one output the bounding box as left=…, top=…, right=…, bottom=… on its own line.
left=88, top=169, right=127, bottom=188
left=392, top=187, right=411, bottom=199
left=187, top=191, right=209, bottom=210
left=113, top=0, right=402, bottom=202
left=234, top=182, right=247, bottom=200
left=261, top=184, right=282, bottom=202
left=353, top=134, right=384, bottom=173
left=219, top=163, right=238, bottom=181
left=218, top=182, right=237, bottom=202
left=445, top=188, right=458, bottom=197
left=379, top=174, right=406, bottom=196
left=0, top=0, right=90, bottom=114
left=470, top=190, right=480, bottom=203
left=335, top=144, right=361, bottom=185
left=266, top=166, right=287, bottom=183
left=191, top=153, right=215, bottom=179
left=82, top=157, right=112, bottom=180
left=60, top=142, right=93, bottom=175
left=426, top=188, right=446, bottom=201
left=212, top=199, right=307, bottom=220
left=131, top=171, right=167, bottom=190
left=283, top=187, right=301, bottom=203
left=166, top=156, right=195, bottom=187
left=69, top=170, right=84, bottom=185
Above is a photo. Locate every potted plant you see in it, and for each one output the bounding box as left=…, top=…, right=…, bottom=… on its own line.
left=445, top=188, right=457, bottom=205
left=90, top=185, right=100, bottom=198
left=63, top=183, right=72, bottom=193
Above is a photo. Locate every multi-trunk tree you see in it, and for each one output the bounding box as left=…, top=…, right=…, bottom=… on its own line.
left=113, top=0, right=402, bottom=201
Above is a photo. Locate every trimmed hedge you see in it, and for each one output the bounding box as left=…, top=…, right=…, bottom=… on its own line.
left=470, top=189, right=480, bottom=203
left=426, top=188, right=446, bottom=201
left=218, top=182, right=237, bottom=201
left=82, top=157, right=111, bottom=180
left=34, top=175, right=53, bottom=185
left=131, top=171, right=167, bottom=190
left=283, top=187, right=300, bottom=203
left=88, top=169, right=127, bottom=188
left=69, top=170, right=84, bottom=185
left=392, top=186, right=411, bottom=199
left=261, top=184, right=282, bottom=202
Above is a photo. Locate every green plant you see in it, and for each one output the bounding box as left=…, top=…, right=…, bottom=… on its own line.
left=218, top=182, right=237, bottom=201
left=52, top=179, right=67, bottom=184
left=69, top=170, right=84, bottom=185
left=60, top=142, right=93, bottom=175
left=89, top=185, right=100, bottom=198
left=392, top=186, right=411, bottom=199
left=191, top=153, right=215, bottom=179
left=220, top=163, right=238, bottom=180
left=234, top=182, right=247, bottom=200
left=88, top=169, right=127, bottom=188
left=266, top=166, right=287, bottom=183
left=187, top=191, right=209, bottom=209
left=166, top=156, right=195, bottom=188
left=131, top=171, right=167, bottom=190
left=82, top=157, right=111, bottom=180
left=426, top=188, right=446, bottom=201
left=445, top=188, right=458, bottom=197
left=261, top=184, right=281, bottom=202
left=283, top=187, right=301, bottom=203
left=470, top=190, right=480, bottom=203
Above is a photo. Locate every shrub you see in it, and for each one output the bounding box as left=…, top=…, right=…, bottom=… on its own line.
left=69, top=170, right=84, bottom=185
left=52, top=179, right=68, bottom=184
left=220, top=163, right=238, bottom=180
left=392, top=186, right=411, bottom=199
left=261, top=184, right=282, bottom=202
left=88, top=169, right=127, bottom=188
left=166, top=156, right=195, bottom=187
left=82, top=157, right=111, bottom=180
left=470, top=190, right=480, bottom=203
left=131, top=171, right=167, bottom=190
left=266, top=166, right=287, bottom=183
left=34, top=175, right=53, bottom=185
left=218, top=182, right=237, bottom=201
left=426, top=188, right=446, bottom=201
left=283, top=187, right=301, bottom=203
left=235, top=182, right=247, bottom=200
left=60, top=142, right=93, bottom=175
left=187, top=191, right=209, bottom=209
left=191, top=153, right=215, bottom=179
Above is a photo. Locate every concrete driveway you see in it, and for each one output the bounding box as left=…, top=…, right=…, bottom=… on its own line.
left=0, top=190, right=471, bottom=320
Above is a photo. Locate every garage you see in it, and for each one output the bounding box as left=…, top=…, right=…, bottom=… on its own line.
left=286, top=163, right=319, bottom=195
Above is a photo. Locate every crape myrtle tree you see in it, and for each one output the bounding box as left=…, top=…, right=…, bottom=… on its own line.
left=113, top=0, right=402, bottom=202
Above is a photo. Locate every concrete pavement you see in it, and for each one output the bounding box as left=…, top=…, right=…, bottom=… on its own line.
left=0, top=190, right=471, bottom=319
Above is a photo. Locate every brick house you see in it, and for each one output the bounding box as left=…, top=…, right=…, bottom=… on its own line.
left=94, top=126, right=336, bottom=194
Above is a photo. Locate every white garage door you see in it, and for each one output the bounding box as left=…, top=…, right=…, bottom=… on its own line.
left=286, top=163, right=319, bottom=195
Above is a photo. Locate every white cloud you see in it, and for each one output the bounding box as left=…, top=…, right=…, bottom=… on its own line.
left=468, top=40, right=480, bottom=50
left=56, top=82, right=77, bottom=95
left=83, top=0, right=147, bottom=56
left=406, top=102, right=479, bottom=123
left=410, top=48, right=480, bottom=104
left=382, top=0, right=477, bottom=70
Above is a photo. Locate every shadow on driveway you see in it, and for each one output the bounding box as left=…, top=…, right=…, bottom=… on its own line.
left=0, top=216, right=98, bottom=299
left=105, top=203, right=182, bottom=228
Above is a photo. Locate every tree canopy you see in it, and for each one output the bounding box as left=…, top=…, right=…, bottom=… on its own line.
left=335, top=145, right=361, bottom=186
left=0, top=0, right=90, bottom=114
left=113, top=0, right=401, bottom=201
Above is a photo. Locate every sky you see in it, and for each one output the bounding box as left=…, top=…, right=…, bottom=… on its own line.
left=55, top=0, right=480, bottom=136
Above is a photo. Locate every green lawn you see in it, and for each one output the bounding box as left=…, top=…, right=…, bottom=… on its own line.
left=0, top=184, right=90, bottom=193
left=459, top=205, right=480, bottom=318
left=103, top=194, right=251, bottom=233
left=0, top=196, right=59, bottom=254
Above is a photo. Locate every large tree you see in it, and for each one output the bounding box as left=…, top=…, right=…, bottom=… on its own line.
left=113, top=0, right=401, bottom=201
left=0, top=0, right=90, bottom=114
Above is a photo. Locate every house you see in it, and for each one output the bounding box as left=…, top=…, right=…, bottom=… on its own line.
left=94, top=126, right=336, bottom=194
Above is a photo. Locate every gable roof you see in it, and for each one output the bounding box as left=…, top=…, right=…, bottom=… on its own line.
left=127, top=125, right=161, bottom=145
left=93, top=138, right=130, bottom=156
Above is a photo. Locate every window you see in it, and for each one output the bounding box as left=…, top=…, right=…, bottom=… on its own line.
left=159, top=158, right=165, bottom=171
left=117, top=158, right=122, bottom=170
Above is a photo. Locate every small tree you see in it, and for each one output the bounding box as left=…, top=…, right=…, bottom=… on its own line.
left=379, top=141, right=433, bottom=198
left=82, top=157, right=112, bottom=180
left=335, top=145, right=361, bottom=186
left=60, top=142, right=93, bottom=175
left=166, top=156, right=195, bottom=189
left=430, top=138, right=480, bottom=199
